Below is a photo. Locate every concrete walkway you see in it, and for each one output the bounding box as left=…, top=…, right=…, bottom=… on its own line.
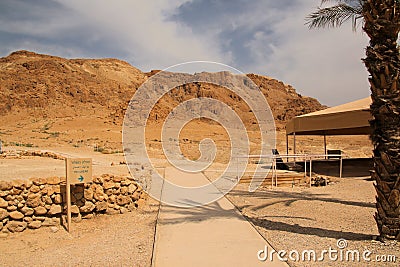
left=152, top=167, right=288, bottom=267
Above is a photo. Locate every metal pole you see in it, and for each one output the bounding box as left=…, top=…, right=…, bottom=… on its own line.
left=339, top=156, right=343, bottom=178
left=309, top=158, right=312, bottom=187
left=293, top=132, right=296, bottom=155
left=286, top=134, right=289, bottom=162
left=324, top=134, right=327, bottom=159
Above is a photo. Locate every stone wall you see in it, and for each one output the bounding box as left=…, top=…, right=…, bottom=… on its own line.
left=0, top=174, right=145, bottom=235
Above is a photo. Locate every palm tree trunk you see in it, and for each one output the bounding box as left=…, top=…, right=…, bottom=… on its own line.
left=362, top=0, right=400, bottom=239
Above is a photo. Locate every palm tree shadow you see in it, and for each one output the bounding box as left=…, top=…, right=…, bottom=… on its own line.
left=228, top=189, right=375, bottom=211
left=158, top=200, right=242, bottom=225
left=247, top=215, right=373, bottom=241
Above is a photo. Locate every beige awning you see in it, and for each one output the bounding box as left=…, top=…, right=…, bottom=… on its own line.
left=286, top=97, right=372, bottom=136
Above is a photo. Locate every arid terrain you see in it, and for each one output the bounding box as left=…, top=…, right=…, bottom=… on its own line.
left=1, top=51, right=396, bottom=266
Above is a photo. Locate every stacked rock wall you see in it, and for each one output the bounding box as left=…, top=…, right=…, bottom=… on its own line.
left=0, top=174, right=145, bottom=234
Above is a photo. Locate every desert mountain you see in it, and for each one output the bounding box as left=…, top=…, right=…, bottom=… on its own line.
left=0, top=50, right=324, bottom=129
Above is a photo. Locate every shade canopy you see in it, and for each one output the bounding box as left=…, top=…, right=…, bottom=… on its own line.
left=286, top=97, right=372, bottom=136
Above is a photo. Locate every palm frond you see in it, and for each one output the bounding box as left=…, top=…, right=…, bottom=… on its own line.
left=305, top=3, right=362, bottom=29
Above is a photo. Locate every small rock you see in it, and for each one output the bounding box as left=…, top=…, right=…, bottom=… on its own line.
left=72, top=213, right=82, bottom=223
left=33, top=216, right=46, bottom=221
left=0, top=221, right=2, bottom=231
left=0, top=181, right=12, bottom=191
left=24, top=217, right=33, bottom=223
left=42, top=218, right=59, bottom=227
left=52, top=194, right=62, bottom=204
left=46, top=177, right=61, bottom=185
left=26, top=194, right=42, bottom=208
left=7, top=221, right=27, bottom=232
left=9, top=211, right=24, bottom=220
left=34, top=206, right=47, bottom=215
left=79, top=201, right=95, bottom=213
left=6, top=205, right=17, bottom=212
left=105, top=208, right=120, bottom=215
left=70, top=205, right=80, bottom=214
left=120, top=186, right=128, bottom=195
left=120, top=207, right=128, bottom=214
left=28, top=220, right=42, bottom=229
left=116, top=195, right=131, bottom=206
left=48, top=204, right=62, bottom=215
left=50, top=226, right=59, bottom=233
left=82, top=213, right=94, bottom=219
left=43, top=195, right=53, bottom=205
left=103, top=182, right=115, bottom=190
left=0, top=198, right=8, bottom=208
left=30, top=185, right=40, bottom=193
left=131, top=191, right=141, bottom=201
left=84, top=188, right=94, bottom=201
left=95, top=201, right=108, bottom=211
left=127, top=184, right=137, bottom=193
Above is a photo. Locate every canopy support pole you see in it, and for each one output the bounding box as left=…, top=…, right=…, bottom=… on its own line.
left=324, top=134, right=327, bottom=159
left=286, top=134, right=289, bottom=162
left=293, top=132, right=296, bottom=155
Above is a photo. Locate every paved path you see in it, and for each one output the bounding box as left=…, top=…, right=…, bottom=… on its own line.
left=152, top=167, right=288, bottom=267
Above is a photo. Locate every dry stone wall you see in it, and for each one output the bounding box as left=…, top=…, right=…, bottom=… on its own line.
left=0, top=174, right=145, bottom=234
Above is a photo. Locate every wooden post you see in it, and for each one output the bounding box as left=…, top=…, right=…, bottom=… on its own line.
left=65, top=159, right=71, bottom=232
left=324, top=134, right=327, bottom=159
left=66, top=179, right=71, bottom=232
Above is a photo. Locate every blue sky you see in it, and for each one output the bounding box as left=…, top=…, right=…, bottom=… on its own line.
left=0, top=0, right=370, bottom=106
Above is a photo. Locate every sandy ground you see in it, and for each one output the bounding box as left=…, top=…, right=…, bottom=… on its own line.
left=227, top=177, right=400, bottom=266
left=1, top=122, right=393, bottom=267
left=0, top=197, right=159, bottom=267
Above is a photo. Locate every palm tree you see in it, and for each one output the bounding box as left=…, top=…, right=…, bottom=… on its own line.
left=306, top=0, right=400, bottom=240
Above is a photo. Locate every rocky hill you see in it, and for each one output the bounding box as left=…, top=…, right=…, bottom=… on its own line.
left=0, top=51, right=324, bottom=129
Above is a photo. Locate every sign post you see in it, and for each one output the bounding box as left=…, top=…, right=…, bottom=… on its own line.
left=65, top=158, right=92, bottom=232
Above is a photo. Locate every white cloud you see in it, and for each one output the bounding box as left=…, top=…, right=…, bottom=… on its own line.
left=56, top=0, right=227, bottom=70
left=1, top=0, right=372, bottom=106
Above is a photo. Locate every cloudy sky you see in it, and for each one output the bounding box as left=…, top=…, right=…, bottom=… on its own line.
left=0, top=0, right=370, bottom=106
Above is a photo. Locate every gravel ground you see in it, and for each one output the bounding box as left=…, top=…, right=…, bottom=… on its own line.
left=0, top=197, right=159, bottom=267
left=227, top=177, right=400, bottom=267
